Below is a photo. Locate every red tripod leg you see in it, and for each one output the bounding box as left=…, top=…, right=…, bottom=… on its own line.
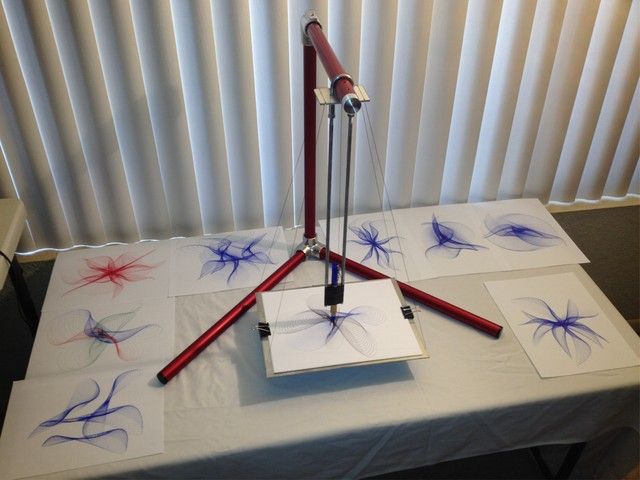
left=323, top=249, right=502, bottom=338
left=157, top=250, right=306, bottom=384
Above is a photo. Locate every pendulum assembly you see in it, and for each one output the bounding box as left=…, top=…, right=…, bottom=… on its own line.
left=156, top=11, right=502, bottom=385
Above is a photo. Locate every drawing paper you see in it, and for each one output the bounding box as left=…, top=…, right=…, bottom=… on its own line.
left=485, top=273, right=639, bottom=378
left=263, top=279, right=424, bottom=374
left=394, top=204, right=506, bottom=280
left=0, top=367, right=164, bottom=479
left=318, top=211, right=413, bottom=282
left=26, top=298, right=176, bottom=379
left=42, top=241, right=171, bottom=312
left=169, top=226, right=292, bottom=296
left=471, top=198, right=589, bottom=270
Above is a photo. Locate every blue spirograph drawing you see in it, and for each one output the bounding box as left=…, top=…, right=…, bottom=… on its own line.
left=273, top=301, right=385, bottom=357
left=29, top=370, right=143, bottom=453
left=518, top=297, right=606, bottom=365
left=348, top=221, right=402, bottom=268
left=186, top=234, right=275, bottom=283
left=424, top=214, right=485, bottom=259
left=484, top=213, right=564, bottom=251
left=47, top=308, right=160, bottom=370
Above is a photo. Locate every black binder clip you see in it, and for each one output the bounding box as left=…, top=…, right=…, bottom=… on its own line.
left=257, top=322, right=271, bottom=338
left=400, top=305, right=414, bottom=319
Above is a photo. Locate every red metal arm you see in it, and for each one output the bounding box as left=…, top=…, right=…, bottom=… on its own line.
left=157, top=250, right=306, bottom=383
left=305, top=21, right=360, bottom=115
left=303, top=44, right=316, bottom=240
left=323, top=249, right=503, bottom=338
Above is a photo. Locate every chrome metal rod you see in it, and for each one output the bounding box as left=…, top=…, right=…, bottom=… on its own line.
left=340, top=114, right=354, bottom=286
left=324, top=104, right=336, bottom=287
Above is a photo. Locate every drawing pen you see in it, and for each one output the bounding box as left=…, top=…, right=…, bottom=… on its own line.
left=330, top=262, right=339, bottom=318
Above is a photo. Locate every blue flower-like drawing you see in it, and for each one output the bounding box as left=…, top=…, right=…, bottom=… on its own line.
left=273, top=298, right=385, bottom=356
left=348, top=221, right=402, bottom=268
left=29, top=370, right=143, bottom=453
left=47, top=308, right=160, bottom=370
left=518, top=297, right=606, bottom=364
left=485, top=213, right=564, bottom=251
left=424, top=214, right=485, bottom=259
left=189, top=234, right=275, bottom=283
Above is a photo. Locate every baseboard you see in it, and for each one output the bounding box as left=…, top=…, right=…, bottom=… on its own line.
left=546, top=194, right=639, bottom=213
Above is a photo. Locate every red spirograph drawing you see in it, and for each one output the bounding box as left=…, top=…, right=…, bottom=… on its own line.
left=63, top=250, right=162, bottom=298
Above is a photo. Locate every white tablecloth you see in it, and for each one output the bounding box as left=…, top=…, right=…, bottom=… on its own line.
left=36, top=261, right=639, bottom=479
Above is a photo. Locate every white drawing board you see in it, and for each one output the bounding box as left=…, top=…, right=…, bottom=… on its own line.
left=485, top=273, right=639, bottom=378
left=26, top=298, right=176, bottom=379
left=0, top=367, right=164, bottom=479
left=261, top=279, right=424, bottom=374
left=42, top=242, right=171, bottom=312
left=169, top=226, right=292, bottom=296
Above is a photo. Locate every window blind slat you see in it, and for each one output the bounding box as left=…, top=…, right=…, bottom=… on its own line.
left=130, top=0, right=202, bottom=237
left=550, top=0, right=630, bottom=203
left=440, top=0, right=503, bottom=205
left=523, top=0, right=600, bottom=202
left=578, top=0, right=639, bottom=200
left=498, top=0, right=568, bottom=200
left=210, top=0, right=263, bottom=230
left=249, top=0, right=294, bottom=227
left=468, top=0, right=536, bottom=203
left=384, top=0, right=433, bottom=209
left=603, top=80, right=640, bottom=198
left=353, top=0, right=397, bottom=214
left=88, top=0, right=170, bottom=239
left=411, top=0, right=467, bottom=207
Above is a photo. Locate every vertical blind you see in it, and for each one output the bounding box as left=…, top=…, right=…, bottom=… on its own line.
left=0, top=0, right=637, bottom=251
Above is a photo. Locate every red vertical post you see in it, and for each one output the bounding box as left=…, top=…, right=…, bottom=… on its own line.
left=303, top=44, right=317, bottom=240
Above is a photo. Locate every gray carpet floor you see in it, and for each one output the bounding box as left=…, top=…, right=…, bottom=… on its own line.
left=1, top=206, right=637, bottom=479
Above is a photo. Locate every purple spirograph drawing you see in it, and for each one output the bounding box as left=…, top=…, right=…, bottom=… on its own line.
left=273, top=297, right=385, bottom=356
left=46, top=308, right=160, bottom=371
left=484, top=213, right=565, bottom=251
left=348, top=221, right=402, bottom=269
left=29, top=370, right=142, bottom=453
left=185, top=234, right=275, bottom=284
left=424, top=214, right=485, bottom=259
left=518, top=297, right=607, bottom=365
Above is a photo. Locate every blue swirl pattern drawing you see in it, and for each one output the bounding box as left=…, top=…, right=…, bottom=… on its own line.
left=273, top=302, right=385, bottom=356
left=29, top=370, right=143, bottom=453
left=484, top=213, right=564, bottom=251
left=424, top=214, right=485, bottom=259
left=519, top=297, right=606, bottom=364
left=188, top=234, right=275, bottom=283
left=348, top=221, right=402, bottom=268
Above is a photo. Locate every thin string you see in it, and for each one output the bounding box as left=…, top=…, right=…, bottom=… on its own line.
left=267, top=106, right=327, bottom=336
left=257, top=105, right=327, bottom=284
left=362, top=103, right=423, bottom=339
left=362, top=103, right=410, bottom=283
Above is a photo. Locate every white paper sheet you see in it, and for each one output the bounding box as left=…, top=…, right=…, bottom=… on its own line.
left=318, top=211, right=413, bottom=281
left=42, top=242, right=171, bottom=312
left=394, top=204, right=506, bottom=279
left=262, top=279, right=424, bottom=374
left=471, top=198, right=589, bottom=270
left=26, top=298, right=176, bottom=379
left=485, top=273, right=639, bottom=378
left=0, top=367, right=164, bottom=479
left=169, top=226, right=292, bottom=296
